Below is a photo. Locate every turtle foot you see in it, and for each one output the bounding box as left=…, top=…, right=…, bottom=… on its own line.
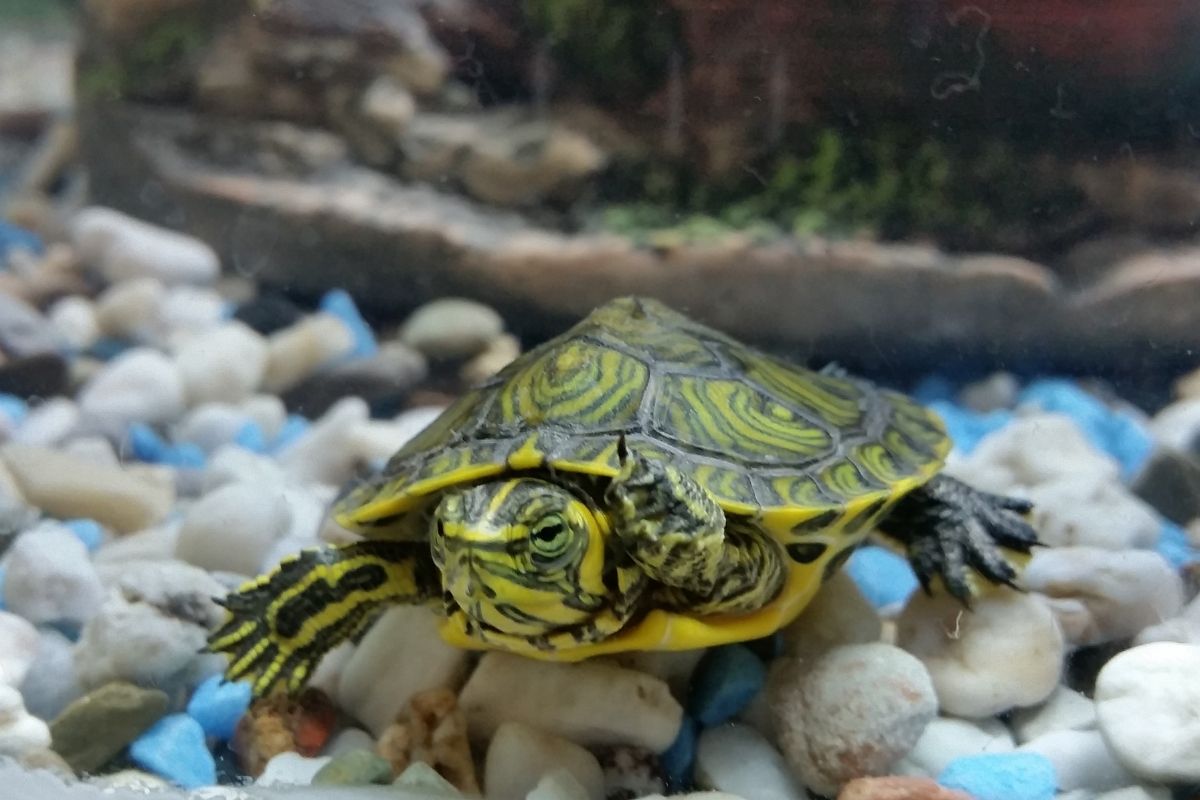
left=880, top=474, right=1040, bottom=604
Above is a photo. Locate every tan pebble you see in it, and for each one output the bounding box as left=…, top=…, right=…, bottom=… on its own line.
left=0, top=444, right=172, bottom=533
left=837, top=776, right=973, bottom=800
left=375, top=687, right=479, bottom=795
left=262, top=313, right=354, bottom=394
left=459, top=333, right=520, bottom=385
left=233, top=689, right=337, bottom=778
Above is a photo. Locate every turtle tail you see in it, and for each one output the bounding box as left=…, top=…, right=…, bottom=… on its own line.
left=207, top=540, right=440, bottom=697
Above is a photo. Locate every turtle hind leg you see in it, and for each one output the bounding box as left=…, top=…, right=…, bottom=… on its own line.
left=207, top=540, right=440, bottom=697
left=876, top=474, right=1040, bottom=603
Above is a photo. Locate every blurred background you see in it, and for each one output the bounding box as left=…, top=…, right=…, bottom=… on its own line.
left=4, top=0, right=1200, bottom=403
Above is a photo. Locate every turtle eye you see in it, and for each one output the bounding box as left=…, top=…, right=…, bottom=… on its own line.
left=529, top=514, right=569, bottom=560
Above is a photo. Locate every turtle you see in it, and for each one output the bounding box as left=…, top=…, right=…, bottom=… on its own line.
left=208, top=295, right=1038, bottom=697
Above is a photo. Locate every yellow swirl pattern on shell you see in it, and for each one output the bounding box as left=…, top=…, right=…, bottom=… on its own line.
left=654, top=375, right=834, bottom=460
left=743, top=357, right=867, bottom=430
left=498, top=343, right=648, bottom=428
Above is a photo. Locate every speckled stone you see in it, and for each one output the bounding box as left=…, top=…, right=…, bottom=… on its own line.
left=49, top=681, right=169, bottom=773
left=311, top=749, right=393, bottom=786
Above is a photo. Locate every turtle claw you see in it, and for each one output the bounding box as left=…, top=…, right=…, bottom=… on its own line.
left=881, top=474, right=1039, bottom=603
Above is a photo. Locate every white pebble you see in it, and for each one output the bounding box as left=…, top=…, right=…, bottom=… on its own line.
left=11, top=398, right=78, bottom=447
left=0, top=685, right=50, bottom=758
left=400, top=297, right=504, bottom=360
left=72, top=206, right=219, bottom=285
left=256, top=487, right=327, bottom=572
left=1135, top=592, right=1200, bottom=646
left=0, top=443, right=174, bottom=533
left=176, top=481, right=292, bottom=575
left=336, top=606, right=470, bottom=737
left=3, top=522, right=104, bottom=627
left=1094, top=788, right=1172, bottom=800
left=241, top=394, right=286, bottom=442
left=779, top=571, right=882, bottom=662
left=77, top=348, right=186, bottom=427
left=93, top=520, right=180, bottom=566
left=892, top=716, right=1015, bottom=777
left=76, top=560, right=225, bottom=692
left=173, top=322, right=267, bottom=406
left=89, top=770, right=170, bottom=791
left=896, top=587, right=1064, bottom=718
left=1011, top=684, right=1097, bottom=743
left=159, top=285, right=226, bottom=334
left=1019, top=729, right=1134, bottom=792
left=1025, top=476, right=1160, bottom=550
left=694, top=723, right=804, bottom=800
left=771, top=643, right=936, bottom=796
left=257, top=752, right=332, bottom=786
left=18, top=629, right=81, bottom=721
left=608, top=650, right=705, bottom=701
left=346, top=417, right=439, bottom=466
left=1148, top=397, right=1200, bottom=451
left=0, top=612, right=39, bottom=687
left=261, top=312, right=354, bottom=394
left=277, top=397, right=369, bottom=486
left=203, top=444, right=286, bottom=491
left=1023, top=547, right=1184, bottom=647
left=526, top=769, right=592, bottom=800
left=321, top=727, right=375, bottom=758
left=959, top=372, right=1019, bottom=412
left=59, top=435, right=119, bottom=468
left=1095, top=642, right=1200, bottom=783
left=174, top=403, right=254, bottom=453
left=93, top=277, right=166, bottom=339
left=947, top=413, right=1118, bottom=492
left=485, top=721, right=605, bottom=800
left=459, top=652, right=683, bottom=751
left=45, top=296, right=98, bottom=351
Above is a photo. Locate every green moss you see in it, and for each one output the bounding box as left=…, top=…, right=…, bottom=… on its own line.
left=524, top=0, right=682, bottom=101
left=79, top=6, right=219, bottom=101
left=595, top=125, right=1081, bottom=249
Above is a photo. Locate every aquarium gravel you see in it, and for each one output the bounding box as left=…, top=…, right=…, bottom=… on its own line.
left=0, top=208, right=1197, bottom=800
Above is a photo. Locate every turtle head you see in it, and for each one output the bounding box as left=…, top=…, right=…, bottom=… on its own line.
left=431, top=478, right=610, bottom=636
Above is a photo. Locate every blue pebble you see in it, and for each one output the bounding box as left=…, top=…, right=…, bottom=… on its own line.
left=270, top=414, right=310, bottom=453
left=129, top=713, right=217, bottom=789
left=187, top=675, right=252, bottom=742
left=1017, top=379, right=1153, bottom=479
left=912, top=375, right=956, bottom=405
left=0, top=221, right=44, bottom=261
left=63, top=519, right=104, bottom=552
left=1157, top=520, right=1199, bottom=569
left=128, top=423, right=170, bottom=462
left=687, top=644, right=766, bottom=726
left=0, top=394, right=28, bottom=426
left=164, top=442, right=207, bottom=469
left=86, top=336, right=133, bottom=362
left=233, top=420, right=267, bottom=453
left=658, top=715, right=698, bottom=789
left=847, top=545, right=919, bottom=609
left=320, top=288, right=377, bottom=359
left=938, top=752, right=1056, bottom=800
left=928, top=400, right=1013, bottom=455
left=0, top=565, right=6, bottom=611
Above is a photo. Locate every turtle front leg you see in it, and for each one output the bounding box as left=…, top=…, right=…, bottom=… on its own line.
left=606, top=448, right=727, bottom=596
left=876, top=474, right=1040, bottom=603
left=207, top=540, right=440, bottom=697
left=605, top=447, right=786, bottom=612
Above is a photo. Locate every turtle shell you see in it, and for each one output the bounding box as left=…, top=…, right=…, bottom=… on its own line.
left=335, top=296, right=950, bottom=543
